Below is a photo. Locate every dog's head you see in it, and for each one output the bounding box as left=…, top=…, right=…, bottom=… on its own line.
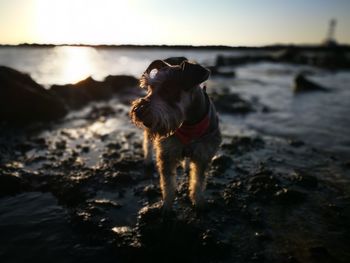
left=130, top=57, right=210, bottom=138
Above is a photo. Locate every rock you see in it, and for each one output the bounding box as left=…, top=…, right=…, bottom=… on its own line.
left=274, top=188, right=306, bottom=205
left=211, top=154, right=233, bottom=173
left=51, top=75, right=138, bottom=109
left=55, top=140, right=67, bottom=150
left=222, top=135, right=265, bottom=155
left=215, top=54, right=274, bottom=67
left=0, top=66, right=67, bottom=124
left=211, top=92, right=254, bottom=114
left=273, top=47, right=300, bottom=62
left=88, top=199, right=122, bottom=209
left=0, top=174, right=28, bottom=196
left=309, top=246, right=337, bottom=262
left=293, top=74, right=329, bottom=93
left=292, top=171, right=318, bottom=188
left=136, top=203, right=230, bottom=262
left=106, top=171, right=135, bottom=185
left=207, top=66, right=235, bottom=78
left=142, top=184, right=161, bottom=199
left=86, top=105, right=116, bottom=120
left=247, top=173, right=281, bottom=200
left=288, top=139, right=305, bottom=147
left=51, top=77, right=107, bottom=109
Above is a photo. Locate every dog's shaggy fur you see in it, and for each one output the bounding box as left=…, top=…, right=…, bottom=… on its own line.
left=130, top=57, right=221, bottom=210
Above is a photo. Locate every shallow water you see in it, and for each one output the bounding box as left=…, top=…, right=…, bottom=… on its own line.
left=0, top=192, right=75, bottom=262
left=1, top=46, right=349, bottom=156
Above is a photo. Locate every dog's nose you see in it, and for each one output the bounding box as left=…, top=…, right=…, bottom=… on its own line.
left=134, top=98, right=150, bottom=119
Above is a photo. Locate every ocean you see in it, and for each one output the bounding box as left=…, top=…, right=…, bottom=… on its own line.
left=1, top=46, right=349, bottom=157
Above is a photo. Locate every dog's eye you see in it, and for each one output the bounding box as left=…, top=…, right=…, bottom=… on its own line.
left=149, top=69, right=158, bottom=79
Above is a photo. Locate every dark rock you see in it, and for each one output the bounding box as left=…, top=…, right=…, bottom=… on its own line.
left=88, top=199, right=122, bottom=209
left=51, top=182, right=92, bottom=207
left=293, top=74, right=329, bottom=93
left=0, top=66, right=67, bottom=124
left=222, top=135, right=265, bottom=155
left=309, top=246, right=337, bottom=262
left=215, top=54, right=274, bottom=67
left=247, top=173, right=281, bottom=200
left=292, top=172, right=318, bottom=188
left=251, top=252, right=265, bottom=262
left=86, top=105, right=116, bottom=120
left=136, top=203, right=230, bottom=262
left=70, top=210, right=112, bottom=241
left=343, top=160, right=350, bottom=169
left=207, top=66, right=235, bottom=78
left=288, top=139, right=305, bottom=147
left=51, top=75, right=138, bottom=109
left=274, top=188, right=306, bottom=205
left=106, top=171, right=135, bottom=185
left=0, top=174, right=28, bottom=196
left=51, top=77, right=107, bottom=109
left=104, top=75, right=139, bottom=93
left=137, top=203, right=163, bottom=226
left=211, top=92, right=254, bottom=114
left=142, top=184, right=161, bottom=199
left=273, top=47, right=300, bottom=62
left=55, top=140, right=67, bottom=150
left=81, top=146, right=90, bottom=153
left=106, top=142, right=122, bottom=150
left=254, top=231, right=272, bottom=242
left=211, top=154, right=233, bottom=173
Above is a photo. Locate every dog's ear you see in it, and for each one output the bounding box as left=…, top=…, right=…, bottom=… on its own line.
left=144, top=60, right=169, bottom=74
left=164, top=57, right=188, bottom=66
left=181, top=61, right=210, bottom=90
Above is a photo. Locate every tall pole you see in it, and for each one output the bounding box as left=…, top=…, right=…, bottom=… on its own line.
left=327, top=19, right=336, bottom=41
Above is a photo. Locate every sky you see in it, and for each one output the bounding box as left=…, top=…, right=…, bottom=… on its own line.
left=0, top=0, right=349, bottom=46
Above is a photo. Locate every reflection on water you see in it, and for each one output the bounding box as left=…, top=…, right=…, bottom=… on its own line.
left=58, top=46, right=96, bottom=84
left=0, top=46, right=240, bottom=86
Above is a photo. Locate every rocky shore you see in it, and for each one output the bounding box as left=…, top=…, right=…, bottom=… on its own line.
left=1, top=66, right=350, bottom=263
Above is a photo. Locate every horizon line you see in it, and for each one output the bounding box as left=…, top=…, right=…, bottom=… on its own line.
left=1, top=42, right=350, bottom=49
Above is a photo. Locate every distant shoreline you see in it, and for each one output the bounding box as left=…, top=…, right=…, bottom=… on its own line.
left=1, top=43, right=350, bottom=51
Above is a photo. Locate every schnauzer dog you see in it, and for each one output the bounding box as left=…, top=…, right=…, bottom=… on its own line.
left=130, top=57, right=221, bottom=210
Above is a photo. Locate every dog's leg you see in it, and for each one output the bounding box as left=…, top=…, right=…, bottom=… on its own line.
left=156, top=150, right=178, bottom=211
left=143, top=130, right=153, bottom=166
left=182, top=158, right=190, bottom=174
left=189, top=160, right=208, bottom=208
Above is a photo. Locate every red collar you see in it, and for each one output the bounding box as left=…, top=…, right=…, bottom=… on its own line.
left=174, top=114, right=210, bottom=145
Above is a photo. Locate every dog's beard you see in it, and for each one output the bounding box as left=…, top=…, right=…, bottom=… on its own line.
left=130, top=98, right=184, bottom=139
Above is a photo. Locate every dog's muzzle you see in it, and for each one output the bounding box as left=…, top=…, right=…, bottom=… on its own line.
left=131, top=98, right=152, bottom=128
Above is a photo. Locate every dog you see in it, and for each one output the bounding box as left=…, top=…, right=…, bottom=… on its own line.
left=130, top=57, right=221, bottom=210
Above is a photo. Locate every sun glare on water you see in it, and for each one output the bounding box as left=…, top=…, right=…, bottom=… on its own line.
left=58, top=46, right=96, bottom=84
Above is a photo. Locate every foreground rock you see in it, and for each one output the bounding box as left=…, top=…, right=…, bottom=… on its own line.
left=0, top=66, right=139, bottom=125
left=0, top=66, right=67, bottom=124
left=0, top=104, right=349, bottom=263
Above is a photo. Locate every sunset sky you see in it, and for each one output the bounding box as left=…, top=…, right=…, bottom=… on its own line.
left=0, top=0, right=349, bottom=46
